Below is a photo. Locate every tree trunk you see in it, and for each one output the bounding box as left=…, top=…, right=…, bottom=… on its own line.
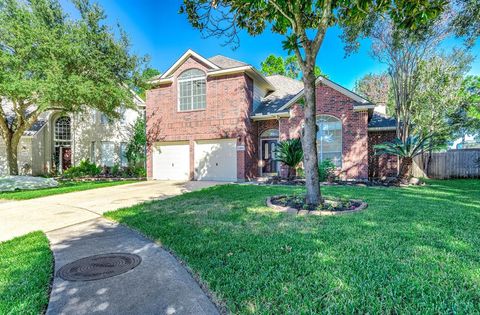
left=5, top=133, right=19, bottom=175
left=398, top=157, right=413, bottom=181
left=301, top=71, right=321, bottom=205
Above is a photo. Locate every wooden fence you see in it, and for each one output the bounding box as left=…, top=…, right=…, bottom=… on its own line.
left=412, top=149, right=480, bottom=179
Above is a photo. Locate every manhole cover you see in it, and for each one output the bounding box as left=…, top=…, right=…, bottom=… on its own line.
left=57, top=253, right=141, bottom=281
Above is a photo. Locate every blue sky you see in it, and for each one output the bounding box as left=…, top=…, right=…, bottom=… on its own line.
left=64, top=0, right=479, bottom=89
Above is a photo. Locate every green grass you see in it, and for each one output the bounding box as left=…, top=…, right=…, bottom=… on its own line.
left=0, top=232, right=53, bottom=314
left=0, top=180, right=140, bottom=200
left=106, top=180, right=480, bottom=314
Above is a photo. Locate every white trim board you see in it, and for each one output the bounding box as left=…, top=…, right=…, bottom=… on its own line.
left=160, top=49, right=220, bottom=79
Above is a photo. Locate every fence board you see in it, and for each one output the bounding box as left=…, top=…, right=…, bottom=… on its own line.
left=413, top=149, right=480, bottom=179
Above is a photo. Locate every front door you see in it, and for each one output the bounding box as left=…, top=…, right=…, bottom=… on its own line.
left=61, top=147, right=72, bottom=171
left=261, top=139, right=278, bottom=174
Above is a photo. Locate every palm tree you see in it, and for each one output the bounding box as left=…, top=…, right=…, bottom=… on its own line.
left=374, top=135, right=432, bottom=180
left=275, top=138, right=304, bottom=178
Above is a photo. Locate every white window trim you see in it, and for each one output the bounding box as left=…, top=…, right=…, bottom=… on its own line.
left=177, top=69, right=207, bottom=112
left=316, top=114, right=343, bottom=168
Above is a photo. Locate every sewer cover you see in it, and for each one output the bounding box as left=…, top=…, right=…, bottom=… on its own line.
left=57, top=253, right=141, bottom=281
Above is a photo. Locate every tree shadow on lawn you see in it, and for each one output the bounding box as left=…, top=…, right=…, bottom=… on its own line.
left=106, top=182, right=480, bottom=314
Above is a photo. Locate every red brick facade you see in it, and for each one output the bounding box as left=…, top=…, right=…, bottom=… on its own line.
left=368, top=130, right=398, bottom=178
left=147, top=55, right=393, bottom=181
left=146, top=56, right=257, bottom=180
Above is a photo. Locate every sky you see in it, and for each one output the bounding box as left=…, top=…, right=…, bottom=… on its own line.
left=63, top=0, right=479, bottom=89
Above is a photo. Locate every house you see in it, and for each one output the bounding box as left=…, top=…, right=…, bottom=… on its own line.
left=146, top=49, right=397, bottom=182
left=0, top=95, right=145, bottom=175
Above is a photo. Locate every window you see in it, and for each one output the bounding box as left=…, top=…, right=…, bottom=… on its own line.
left=100, top=142, right=115, bottom=167
left=260, top=129, right=279, bottom=138
left=120, top=142, right=128, bottom=167
left=178, top=69, right=206, bottom=111
left=53, top=116, right=72, bottom=170
left=317, top=115, right=342, bottom=167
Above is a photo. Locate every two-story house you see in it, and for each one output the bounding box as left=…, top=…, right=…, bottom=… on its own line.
left=146, top=49, right=397, bottom=182
left=0, top=95, right=145, bottom=175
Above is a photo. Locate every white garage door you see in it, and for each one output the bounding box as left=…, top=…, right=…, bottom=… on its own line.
left=194, top=139, right=237, bottom=181
left=152, top=142, right=190, bottom=180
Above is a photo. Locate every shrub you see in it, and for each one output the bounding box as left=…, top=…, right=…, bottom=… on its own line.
left=275, top=138, right=303, bottom=177
left=318, top=159, right=336, bottom=182
left=63, top=160, right=101, bottom=178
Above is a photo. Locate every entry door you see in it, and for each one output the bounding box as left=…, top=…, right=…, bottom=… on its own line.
left=61, top=147, right=72, bottom=170
left=261, top=139, right=278, bottom=174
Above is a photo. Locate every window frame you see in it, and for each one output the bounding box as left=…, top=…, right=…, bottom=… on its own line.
left=316, top=114, right=343, bottom=168
left=177, top=68, right=207, bottom=112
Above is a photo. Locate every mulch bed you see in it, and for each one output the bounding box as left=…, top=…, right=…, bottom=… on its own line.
left=267, top=195, right=368, bottom=216
left=261, top=176, right=423, bottom=187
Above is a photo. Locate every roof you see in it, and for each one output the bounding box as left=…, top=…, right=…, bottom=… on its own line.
left=208, top=55, right=248, bottom=69
left=368, top=112, right=397, bottom=130
left=23, top=119, right=47, bottom=136
left=253, top=75, right=304, bottom=116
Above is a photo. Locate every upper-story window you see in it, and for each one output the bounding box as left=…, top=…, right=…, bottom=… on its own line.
left=317, top=115, right=342, bottom=168
left=178, top=69, right=206, bottom=111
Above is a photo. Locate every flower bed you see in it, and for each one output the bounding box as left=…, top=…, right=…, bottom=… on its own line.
left=267, top=194, right=368, bottom=216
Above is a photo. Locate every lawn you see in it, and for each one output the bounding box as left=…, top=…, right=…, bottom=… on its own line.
left=0, top=180, right=140, bottom=200
left=0, top=232, right=53, bottom=314
left=106, top=180, right=480, bottom=314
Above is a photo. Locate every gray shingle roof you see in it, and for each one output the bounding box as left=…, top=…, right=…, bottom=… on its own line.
left=253, top=75, right=304, bottom=115
left=208, top=55, right=248, bottom=69
left=368, top=112, right=397, bottom=129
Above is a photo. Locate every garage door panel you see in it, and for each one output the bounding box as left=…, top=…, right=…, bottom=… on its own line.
left=194, top=139, right=237, bottom=181
left=152, top=142, right=190, bottom=180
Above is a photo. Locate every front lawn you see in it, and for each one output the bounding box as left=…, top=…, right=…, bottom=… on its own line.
left=0, top=180, right=140, bottom=200
left=106, top=180, right=480, bottom=314
left=0, top=232, right=53, bottom=314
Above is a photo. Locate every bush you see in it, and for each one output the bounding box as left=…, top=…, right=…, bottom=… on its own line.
left=318, top=159, right=336, bottom=182
left=63, top=160, right=101, bottom=178
left=275, top=138, right=303, bottom=177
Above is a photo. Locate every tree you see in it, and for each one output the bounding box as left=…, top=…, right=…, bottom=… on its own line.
left=374, top=135, right=433, bottom=180
left=260, top=54, right=286, bottom=76
left=354, top=72, right=391, bottom=113
left=137, top=68, right=161, bottom=101
left=449, top=75, right=480, bottom=144
left=126, top=117, right=146, bottom=167
left=261, top=54, right=327, bottom=79
left=451, top=0, right=480, bottom=47
left=275, top=138, right=303, bottom=177
left=412, top=50, right=472, bottom=143
left=0, top=0, right=144, bottom=175
left=181, top=0, right=447, bottom=206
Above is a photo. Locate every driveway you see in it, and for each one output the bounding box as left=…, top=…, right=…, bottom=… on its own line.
left=0, top=180, right=220, bottom=242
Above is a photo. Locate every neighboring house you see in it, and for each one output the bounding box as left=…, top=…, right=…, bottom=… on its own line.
left=146, top=49, right=397, bottom=182
left=0, top=95, right=145, bottom=175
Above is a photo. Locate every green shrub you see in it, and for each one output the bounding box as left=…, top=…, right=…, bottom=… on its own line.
left=63, top=160, right=101, bottom=178
left=318, top=159, right=336, bottom=182
left=275, top=138, right=303, bottom=177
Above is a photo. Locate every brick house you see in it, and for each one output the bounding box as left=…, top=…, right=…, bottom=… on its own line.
left=146, top=49, right=397, bottom=182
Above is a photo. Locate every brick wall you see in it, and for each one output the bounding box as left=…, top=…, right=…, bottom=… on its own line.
left=146, top=56, right=253, bottom=180
left=368, top=130, right=398, bottom=178
left=279, top=83, right=369, bottom=179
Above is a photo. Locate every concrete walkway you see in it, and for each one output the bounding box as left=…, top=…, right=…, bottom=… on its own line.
left=0, top=180, right=222, bottom=314
left=47, top=218, right=219, bottom=315
left=0, top=180, right=219, bottom=241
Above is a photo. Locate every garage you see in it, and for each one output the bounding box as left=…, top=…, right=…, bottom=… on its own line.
left=152, top=142, right=190, bottom=180
left=194, top=139, right=237, bottom=181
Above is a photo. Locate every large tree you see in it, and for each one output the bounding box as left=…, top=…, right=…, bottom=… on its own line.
left=0, top=0, right=144, bottom=175
left=354, top=72, right=391, bottom=114
left=181, top=0, right=448, bottom=205
left=261, top=54, right=327, bottom=79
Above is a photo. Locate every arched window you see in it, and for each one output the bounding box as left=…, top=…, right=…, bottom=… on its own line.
left=178, top=69, right=206, bottom=111
left=260, top=129, right=279, bottom=138
left=317, top=115, right=342, bottom=167
left=54, top=116, right=71, bottom=145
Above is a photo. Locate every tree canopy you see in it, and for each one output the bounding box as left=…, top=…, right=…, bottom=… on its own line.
left=260, top=54, right=327, bottom=79
left=0, top=0, right=145, bottom=174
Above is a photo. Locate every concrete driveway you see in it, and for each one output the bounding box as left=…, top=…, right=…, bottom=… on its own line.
left=0, top=180, right=220, bottom=242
